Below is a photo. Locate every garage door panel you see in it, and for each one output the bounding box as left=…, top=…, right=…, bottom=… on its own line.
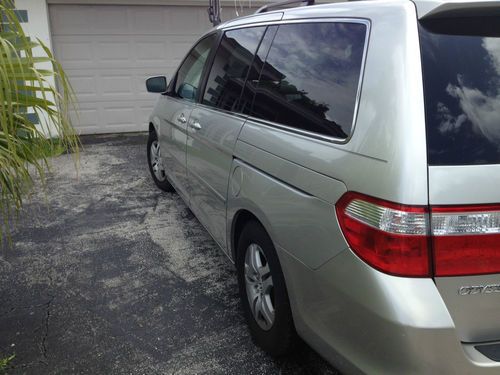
left=65, top=69, right=165, bottom=101
left=67, top=75, right=97, bottom=98
left=70, top=108, right=99, bottom=133
left=71, top=102, right=151, bottom=134
left=54, top=40, right=93, bottom=64
left=100, top=75, right=134, bottom=96
left=135, top=42, right=167, bottom=63
left=54, top=35, right=176, bottom=70
left=96, top=42, right=131, bottom=62
left=131, top=7, right=167, bottom=32
left=166, top=7, right=209, bottom=34
left=93, top=7, right=129, bottom=33
left=50, top=5, right=93, bottom=35
left=103, top=107, right=136, bottom=126
left=50, top=4, right=257, bottom=134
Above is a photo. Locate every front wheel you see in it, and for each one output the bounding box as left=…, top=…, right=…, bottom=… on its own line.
left=236, top=221, right=298, bottom=356
left=147, top=130, right=174, bottom=192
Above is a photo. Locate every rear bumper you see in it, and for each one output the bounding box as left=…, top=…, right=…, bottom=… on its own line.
left=277, top=246, right=500, bottom=374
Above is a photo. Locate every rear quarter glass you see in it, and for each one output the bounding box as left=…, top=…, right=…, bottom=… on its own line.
left=419, top=17, right=500, bottom=165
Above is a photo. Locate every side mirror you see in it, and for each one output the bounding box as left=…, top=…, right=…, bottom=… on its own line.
left=146, top=76, right=167, bottom=93
left=178, top=83, right=196, bottom=101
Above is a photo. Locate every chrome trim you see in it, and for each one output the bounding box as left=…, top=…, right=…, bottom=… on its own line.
left=221, top=11, right=284, bottom=29
left=195, top=102, right=250, bottom=121
left=255, top=0, right=314, bottom=14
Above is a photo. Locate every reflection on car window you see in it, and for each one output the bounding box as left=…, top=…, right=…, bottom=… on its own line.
left=175, top=34, right=216, bottom=101
left=420, top=18, right=500, bottom=165
left=250, top=22, right=367, bottom=138
left=239, top=26, right=278, bottom=115
left=203, top=27, right=266, bottom=111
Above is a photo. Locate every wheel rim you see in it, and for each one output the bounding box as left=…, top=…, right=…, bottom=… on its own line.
left=244, top=243, right=275, bottom=331
left=150, top=140, right=166, bottom=182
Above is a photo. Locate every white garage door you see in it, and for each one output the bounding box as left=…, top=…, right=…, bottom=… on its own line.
left=49, top=4, right=255, bottom=134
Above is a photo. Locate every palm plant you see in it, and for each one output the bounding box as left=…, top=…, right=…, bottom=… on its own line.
left=0, top=1, right=78, bottom=242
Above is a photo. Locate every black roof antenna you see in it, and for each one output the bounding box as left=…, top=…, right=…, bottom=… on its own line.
left=208, top=0, right=221, bottom=26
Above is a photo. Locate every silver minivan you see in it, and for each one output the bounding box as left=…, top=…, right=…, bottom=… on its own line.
left=145, top=0, right=500, bottom=373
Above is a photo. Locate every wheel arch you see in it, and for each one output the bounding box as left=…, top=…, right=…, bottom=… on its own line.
left=230, top=205, right=275, bottom=262
left=149, top=117, right=161, bottom=135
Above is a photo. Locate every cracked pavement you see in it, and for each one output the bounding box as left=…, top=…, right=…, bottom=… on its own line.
left=0, top=134, right=339, bottom=374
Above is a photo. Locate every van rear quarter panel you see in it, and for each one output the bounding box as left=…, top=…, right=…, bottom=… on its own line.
left=227, top=156, right=347, bottom=269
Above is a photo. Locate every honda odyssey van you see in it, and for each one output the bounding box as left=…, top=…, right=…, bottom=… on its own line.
left=145, top=0, right=500, bottom=373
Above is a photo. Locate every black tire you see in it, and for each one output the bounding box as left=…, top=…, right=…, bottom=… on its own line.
left=236, top=220, right=298, bottom=356
left=147, top=130, right=174, bottom=192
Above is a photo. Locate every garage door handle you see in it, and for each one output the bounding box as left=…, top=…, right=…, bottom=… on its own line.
left=189, top=121, right=202, bottom=131
left=177, top=114, right=187, bottom=124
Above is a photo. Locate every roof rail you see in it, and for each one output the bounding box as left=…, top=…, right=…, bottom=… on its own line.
left=255, top=0, right=315, bottom=14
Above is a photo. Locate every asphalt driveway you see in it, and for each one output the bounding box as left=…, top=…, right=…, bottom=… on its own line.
left=0, top=134, right=338, bottom=374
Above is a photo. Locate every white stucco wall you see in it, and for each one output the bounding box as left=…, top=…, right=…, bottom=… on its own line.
left=16, top=0, right=58, bottom=136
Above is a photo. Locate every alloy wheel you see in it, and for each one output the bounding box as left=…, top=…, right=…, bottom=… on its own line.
left=150, top=140, right=166, bottom=182
left=244, top=243, right=275, bottom=331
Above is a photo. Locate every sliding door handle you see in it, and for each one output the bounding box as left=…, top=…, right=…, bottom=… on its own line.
left=177, top=114, right=187, bottom=124
left=189, top=121, right=202, bottom=131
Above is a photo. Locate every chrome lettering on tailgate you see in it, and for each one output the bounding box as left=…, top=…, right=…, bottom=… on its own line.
left=459, top=285, right=500, bottom=295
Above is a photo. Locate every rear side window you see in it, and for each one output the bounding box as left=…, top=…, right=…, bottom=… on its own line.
left=203, top=27, right=266, bottom=111
left=239, top=26, right=278, bottom=115
left=250, top=22, right=367, bottom=139
left=420, top=17, right=500, bottom=165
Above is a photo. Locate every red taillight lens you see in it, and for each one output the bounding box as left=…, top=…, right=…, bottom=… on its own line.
left=336, top=192, right=431, bottom=277
left=432, top=205, right=500, bottom=277
left=336, top=192, right=500, bottom=278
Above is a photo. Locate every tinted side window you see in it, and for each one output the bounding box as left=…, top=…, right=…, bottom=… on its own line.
left=203, top=27, right=266, bottom=111
left=251, top=22, right=367, bottom=139
left=239, top=26, right=278, bottom=115
left=420, top=18, right=500, bottom=165
left=175, top=34, right=216, bottom=101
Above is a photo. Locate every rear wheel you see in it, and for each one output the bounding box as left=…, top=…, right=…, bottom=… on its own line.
left=147, top=130, right=174, bottom=192
left=236, top=221, right=298, bottom=356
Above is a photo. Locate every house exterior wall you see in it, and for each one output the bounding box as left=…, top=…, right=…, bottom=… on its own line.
left=16, top=0, right=58, bottom=135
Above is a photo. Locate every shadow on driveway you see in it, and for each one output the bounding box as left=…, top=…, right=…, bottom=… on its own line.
left=0, top=133, right=339, bottom=375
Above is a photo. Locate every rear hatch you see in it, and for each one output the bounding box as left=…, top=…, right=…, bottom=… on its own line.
left=420, top=16, right=500, bottom=343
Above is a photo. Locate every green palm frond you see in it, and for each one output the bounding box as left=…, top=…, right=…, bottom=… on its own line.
left=0, top=1, right=79, bottom=243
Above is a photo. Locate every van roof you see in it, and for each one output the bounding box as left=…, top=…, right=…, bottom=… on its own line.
left=216, top=0, right=500, bottom=29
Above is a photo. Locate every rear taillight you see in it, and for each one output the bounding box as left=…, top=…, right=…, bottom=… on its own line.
left=336, top=192, right=500, bottom=278
left=432, top=206, right=500, bottom=277
left=336, top=192, right=431, bottom=277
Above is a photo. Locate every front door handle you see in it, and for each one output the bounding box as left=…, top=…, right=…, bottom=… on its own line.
left=177, top=114, right=187, bottom=124
left=189, top=121, right=202, bottom=131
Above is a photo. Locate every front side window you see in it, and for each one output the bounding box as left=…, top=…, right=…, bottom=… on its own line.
left=250, top=22, right=367, bottom=139
left=175, top=34, right=216, bottom=101
left=420, top=17, right=500, bottom=165
left=203, top=27, right=266, bottom=111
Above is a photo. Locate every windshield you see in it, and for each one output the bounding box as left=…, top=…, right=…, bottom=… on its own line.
left=420, top=17, right=500, bottom=165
